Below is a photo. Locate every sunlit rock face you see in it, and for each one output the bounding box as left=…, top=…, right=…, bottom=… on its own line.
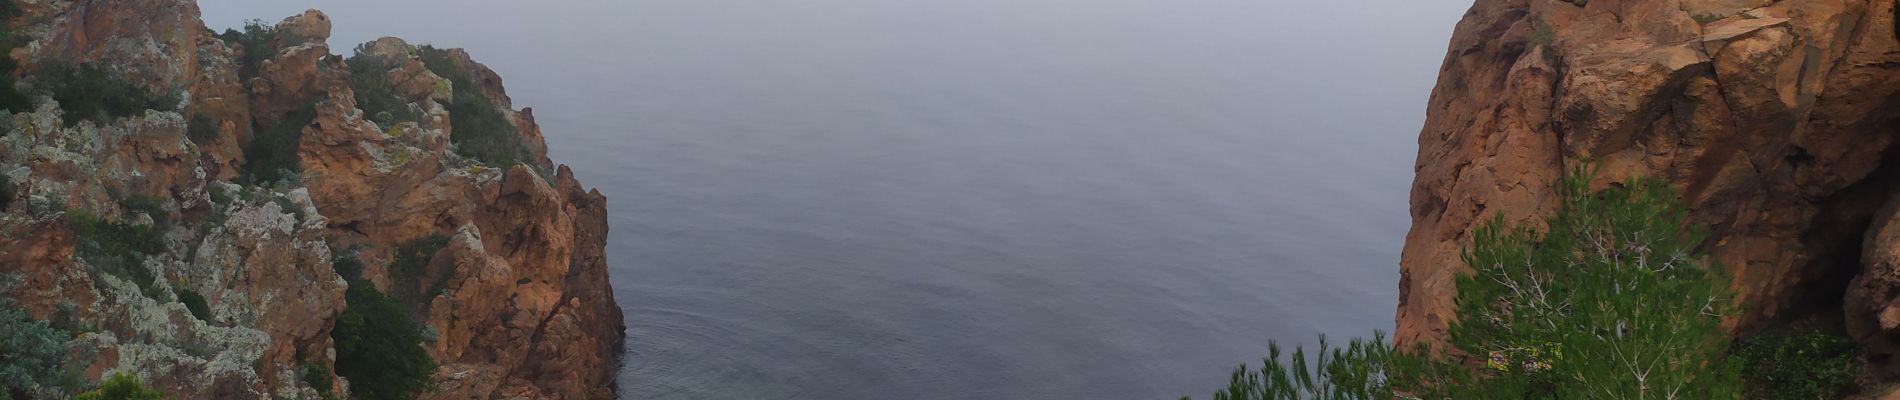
left=0, top=2, right=622, bottom=399
left=1400, top=0, right=1900, bottom=373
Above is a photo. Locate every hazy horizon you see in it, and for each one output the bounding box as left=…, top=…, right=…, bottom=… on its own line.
left=200, top=1, right=1471, bottom=398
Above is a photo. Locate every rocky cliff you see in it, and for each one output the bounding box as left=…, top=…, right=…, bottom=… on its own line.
left=0, top=2, right=622, bottom=399
left=1400, top=0, right=1900, bottom=377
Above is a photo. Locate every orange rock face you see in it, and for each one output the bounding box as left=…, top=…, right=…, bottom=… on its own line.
left=1400, top=0, right=1900, bottom=373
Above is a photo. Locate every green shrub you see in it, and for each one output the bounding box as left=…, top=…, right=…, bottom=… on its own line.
left=1191, top=167, right=1742, bottom=399
left=271, top=196, right=306, bottom=224
left=390, top=234, right=450, bottom=301
left=68, top=212, right=166, bottom=300
left=301, top=362, right=338, bottom=400
left=0, top=174, right=16, bottom=212
left=72, top=374, right=165, bottom=400
left=213, top=20, right=281, bottom=80
left=40, top=63, right=179, bottom=126
left=333, top=285, right=435, bottom=400
left=116, top=195, right=168, bottom=227
left=331, top=248, right=364, bottom=282
left=187, top=114, right=219, bottom=146
left=1202, top=333, right=1392, bottom=400
left=0, top=0, right=32, bottom=114
left=418, top=46, right=524, bottom=167
left=346, top=50, right=421, bottom=127
left=206, top=185, right=232, bottom=208
left=0, top=299, right=69, bottom=398
left=174, top=289, right=211, bottom=323
left=1439, top=166, right=1739, bottom=398
left=242, top=99, right=318, bottom=185
left=1529, top=25, right=1554, bottom=48
left=1736, top=330, right=1859, bottom=399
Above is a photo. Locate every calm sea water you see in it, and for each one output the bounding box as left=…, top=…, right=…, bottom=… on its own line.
left=203, top=1, right=1468, bottom=398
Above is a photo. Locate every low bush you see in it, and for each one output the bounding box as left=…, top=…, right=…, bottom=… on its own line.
left=0, top=174, right=16, bottom=212
left=333, top=285, right=434, bottom=400
left=346, top=50, right=421, bottom=127
left=1736, top=330, right=1859, bottom=400
left=418, top=46, right=524, bottom=167
left=117, top=195, right=168, bottom=227
left=41, top=63, right=179, bottom=126
left=206, top=185, right=232, bottom=208
left=213, top=20, right=281, bottom=80
left=1529, top=25, right=1554, bottom=47
left=331, top=248, right=365, bottom=282
left=72, top=374, right=165, bottom=400
left=1203, top=333, right=1391, bottom=400
left=390, top=235, right=450, bottom=301
left=301, top=362, right=338, bottom=400
left=0, top=0, right=31, bottom=114
left=68, top=212, right=166, bottom=300
left=242, top=100, right=318, bottom=185
left=174, top=289, right=211, bottom=323
left=0, top=299, right=69, bottom=398
left=187, top=114, right=219, bottom=146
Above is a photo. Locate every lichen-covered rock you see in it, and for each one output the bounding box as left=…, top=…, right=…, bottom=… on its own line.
left=0, top=3, right=622, bottom=400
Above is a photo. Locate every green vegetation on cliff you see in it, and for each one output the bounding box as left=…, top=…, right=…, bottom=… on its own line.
left=1736, top=329, right=1860, bottom=399
left=41, top=63, right=179, bottom=126
left=1193, top=167, right=1743, bottom=399
left=334, top=240, right=440, bottom=400
left=0, top=0, right=30, bottom=113
left=390, top=234, right=451, bottom=302
left=346, top=49, right=422, bottom=127
left=68, top=212, right=167, bottom=301
left=333, top=284, right=435, bottom=400
left=214, top=20, right=282, bottom=80
left=241, top=99, right=318, bottom=185
left=0, top=175, right=16, bottom=212
left=72, top=374, right=165, bottom=400
left=0, top=299, right=70, bottom=399
left=417, top=46, right=525, bottom=167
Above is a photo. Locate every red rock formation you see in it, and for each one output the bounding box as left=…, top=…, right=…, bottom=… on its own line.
left=0, top=2, right=622, bottom=399
left=1399, top=0, right=1900, bottom=376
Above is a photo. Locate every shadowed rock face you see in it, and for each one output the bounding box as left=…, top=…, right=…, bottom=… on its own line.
left=0, top=2, right=621, bottom=399
left=1400, top=0, right=1900, bottom=374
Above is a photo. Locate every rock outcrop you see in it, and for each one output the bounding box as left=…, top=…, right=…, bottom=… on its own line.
left=1400, top=0, right=1900, bottom=376
left=0, top=2, right=622, bottom=399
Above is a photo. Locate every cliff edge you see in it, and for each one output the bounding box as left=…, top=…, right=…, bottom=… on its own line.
left=1400, top=0, right=1900, bottom=377
left=0, top=2, right=623, bottom=399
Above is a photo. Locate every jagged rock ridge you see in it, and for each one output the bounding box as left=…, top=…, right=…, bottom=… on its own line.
left=0, top=1, right=623, bottom=399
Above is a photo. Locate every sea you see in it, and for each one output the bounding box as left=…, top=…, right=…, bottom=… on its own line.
left=200, top=1, right=1470, bottom=398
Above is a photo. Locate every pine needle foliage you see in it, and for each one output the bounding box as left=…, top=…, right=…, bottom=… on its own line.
left=1205, top=333, right=1393, bottom=400
left=1191, top=166, right=1743, bottom=399
left=1445, top=165, right=1739, bottom=399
